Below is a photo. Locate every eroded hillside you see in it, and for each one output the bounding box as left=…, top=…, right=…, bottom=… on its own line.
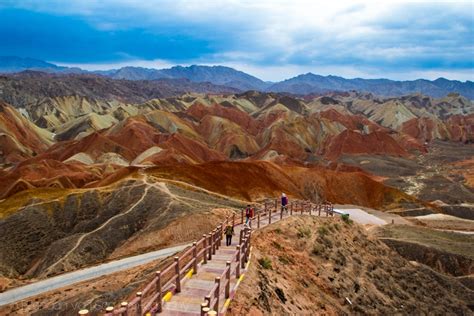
left=0, top=77, right=473, bottom=301
left=229, top=216, right=474, bottom=315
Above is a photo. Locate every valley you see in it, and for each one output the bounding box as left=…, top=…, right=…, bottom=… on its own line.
left=0, top=73, right=472, bottom=314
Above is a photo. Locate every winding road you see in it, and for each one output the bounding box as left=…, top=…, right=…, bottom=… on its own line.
left=0, top=243, right=189, bottom=307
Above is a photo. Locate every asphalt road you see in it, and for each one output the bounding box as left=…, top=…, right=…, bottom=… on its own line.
left=0, top=243, right=189, bottom=307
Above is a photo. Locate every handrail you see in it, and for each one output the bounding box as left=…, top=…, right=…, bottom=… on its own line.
left=97, top=198, right=336, bottom=316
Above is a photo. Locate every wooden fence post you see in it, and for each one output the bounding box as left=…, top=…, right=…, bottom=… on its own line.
left=105, top=307, right=114, bottom=315
left=269, top=206, right=272, bottom=224
left=241, top=239, right=246, bottom=269
left=212, top=229, right=217, bottom=254
left=241, top=209, right=244, bottom=224
left=120, top=302, right=128, bottom=316
left=203, top=234, right=208, bottom=264
left=318, top=204, right=321, bottom=216
left=208, top=233, right=213, bottom=260
left=201, top=305, right=210, bottom=316
left=193, top=242, right=198, bottom=274
left=215, top=277, right=221, bottom=311
left=290, top=202, right=293, bottom=215
left=205, top=296, right=211, bottom=312
left=215, top=227, right=220, bottom=251
left=174, top=257, right=181, bottom=293
left=239, top=229, right=244, bottom=245
left=225, top=261, right=231, bottom=298
left=156, top=271, right=162, bottom=312
left=257, top=212, right=260, bottom=228
left=236, top=245, right=241, bottom=278
left=219, top=225, right=224, bottom=247
left=232, top=213, right=235, bottom=226
left=136, top=292, right=142, bottom=316
left=245, top=232, right=251, bottom=262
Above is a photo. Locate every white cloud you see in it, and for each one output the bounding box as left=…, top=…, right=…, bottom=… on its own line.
left=11, top=0, right=474, bottom=80
left=56, top=59, right=176, bottom=71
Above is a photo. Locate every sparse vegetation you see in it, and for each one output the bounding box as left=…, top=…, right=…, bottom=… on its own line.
left=317, top=225, right=329, bottom=236
left=278, top=255, right=292, bottom=265
left=312, top=244, right=324, bottom=256
left=258, top=257, right=273, bottom=270
left=297, top=227, right=311, bottom=238
left=231, top=216, right=473, bottom=315
left=341, top=213, right=353, bottom=225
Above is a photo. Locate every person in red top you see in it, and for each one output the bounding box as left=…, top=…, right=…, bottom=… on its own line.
left=245, top=205, right=253, bottom=227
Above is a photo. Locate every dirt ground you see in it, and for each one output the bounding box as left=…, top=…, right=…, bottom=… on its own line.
left=228, top=216, right=474, bottom=315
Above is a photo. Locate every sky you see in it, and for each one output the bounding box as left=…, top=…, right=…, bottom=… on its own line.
left=0, top=0, right=473, bottom=81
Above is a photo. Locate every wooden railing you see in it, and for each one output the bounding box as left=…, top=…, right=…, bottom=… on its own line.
left=99, top=217, right=227, bottom=316
left=200, top=227, right=251, bottom=316
left=78, top=198, right=335, bottom=316
left=200, top=199, right=334, bottom=315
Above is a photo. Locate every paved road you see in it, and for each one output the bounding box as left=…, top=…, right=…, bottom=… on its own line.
left=0, top=244, right=189, bottom=307
left=334, top=208, right=387, bottom=225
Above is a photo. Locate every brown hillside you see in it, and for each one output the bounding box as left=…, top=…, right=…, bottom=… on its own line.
left=229, top=216, right=473, bottom=315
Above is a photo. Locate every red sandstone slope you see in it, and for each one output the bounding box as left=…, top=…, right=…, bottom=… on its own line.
left=446, top=114, right=474, bottom=142
left=318, top=108, right=385, bottom=133
left=0, top=102, right=53, bottom=164
left=0, top=159, right=105, bottom=198
left=324, top=130, right=409, bottom=161
left=146, top=161, right=414, bottom=208
left=187, top=103, right=259, bottom=135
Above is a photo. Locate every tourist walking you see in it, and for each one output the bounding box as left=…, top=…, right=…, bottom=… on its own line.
left=281, top=193, right=288, bottom=213
left=245, top=205, right=252, bottom=225
left=225, top=224, right=234, bottom=246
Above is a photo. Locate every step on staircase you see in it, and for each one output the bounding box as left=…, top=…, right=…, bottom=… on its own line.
left=77, top=200, right=335, bottom=316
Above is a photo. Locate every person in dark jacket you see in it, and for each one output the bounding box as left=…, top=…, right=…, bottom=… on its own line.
left=225, top=224, right=234, bottom=246
left=281, top=193, right=288, bottom=213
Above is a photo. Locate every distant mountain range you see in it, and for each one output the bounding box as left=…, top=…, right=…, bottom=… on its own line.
left=1, top=56, right=473, bottom=98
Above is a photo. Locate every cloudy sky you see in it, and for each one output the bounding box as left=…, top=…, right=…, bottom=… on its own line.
left=0, top=0, right=472, bottom=81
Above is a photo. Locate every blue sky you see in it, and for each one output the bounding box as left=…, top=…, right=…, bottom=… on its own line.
left=0, top=0, right=473, bottom=81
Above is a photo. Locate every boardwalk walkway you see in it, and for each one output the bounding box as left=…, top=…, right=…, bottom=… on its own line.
left=161, top=211, right=286, bottom=316
left=85, top=200, right=336, bottom=316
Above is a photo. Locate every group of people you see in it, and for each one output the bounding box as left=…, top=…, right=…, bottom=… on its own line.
left=224, top=193, right=289, bottom=246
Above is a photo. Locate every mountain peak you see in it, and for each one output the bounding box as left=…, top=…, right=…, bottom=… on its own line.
left=0, top=56, right=472, bottom=98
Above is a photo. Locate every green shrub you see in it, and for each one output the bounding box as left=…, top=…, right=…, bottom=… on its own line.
left=341, top=213, right=353, bottom=225
left=274, top=228, right=282, bottom=234
left=258, top=257, right=273, bottom=269
left=297, top=227, right=312, bottom=238
left=318, top=225, right=329, bottom=236
left=312, top=244, right=324, bottom=256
